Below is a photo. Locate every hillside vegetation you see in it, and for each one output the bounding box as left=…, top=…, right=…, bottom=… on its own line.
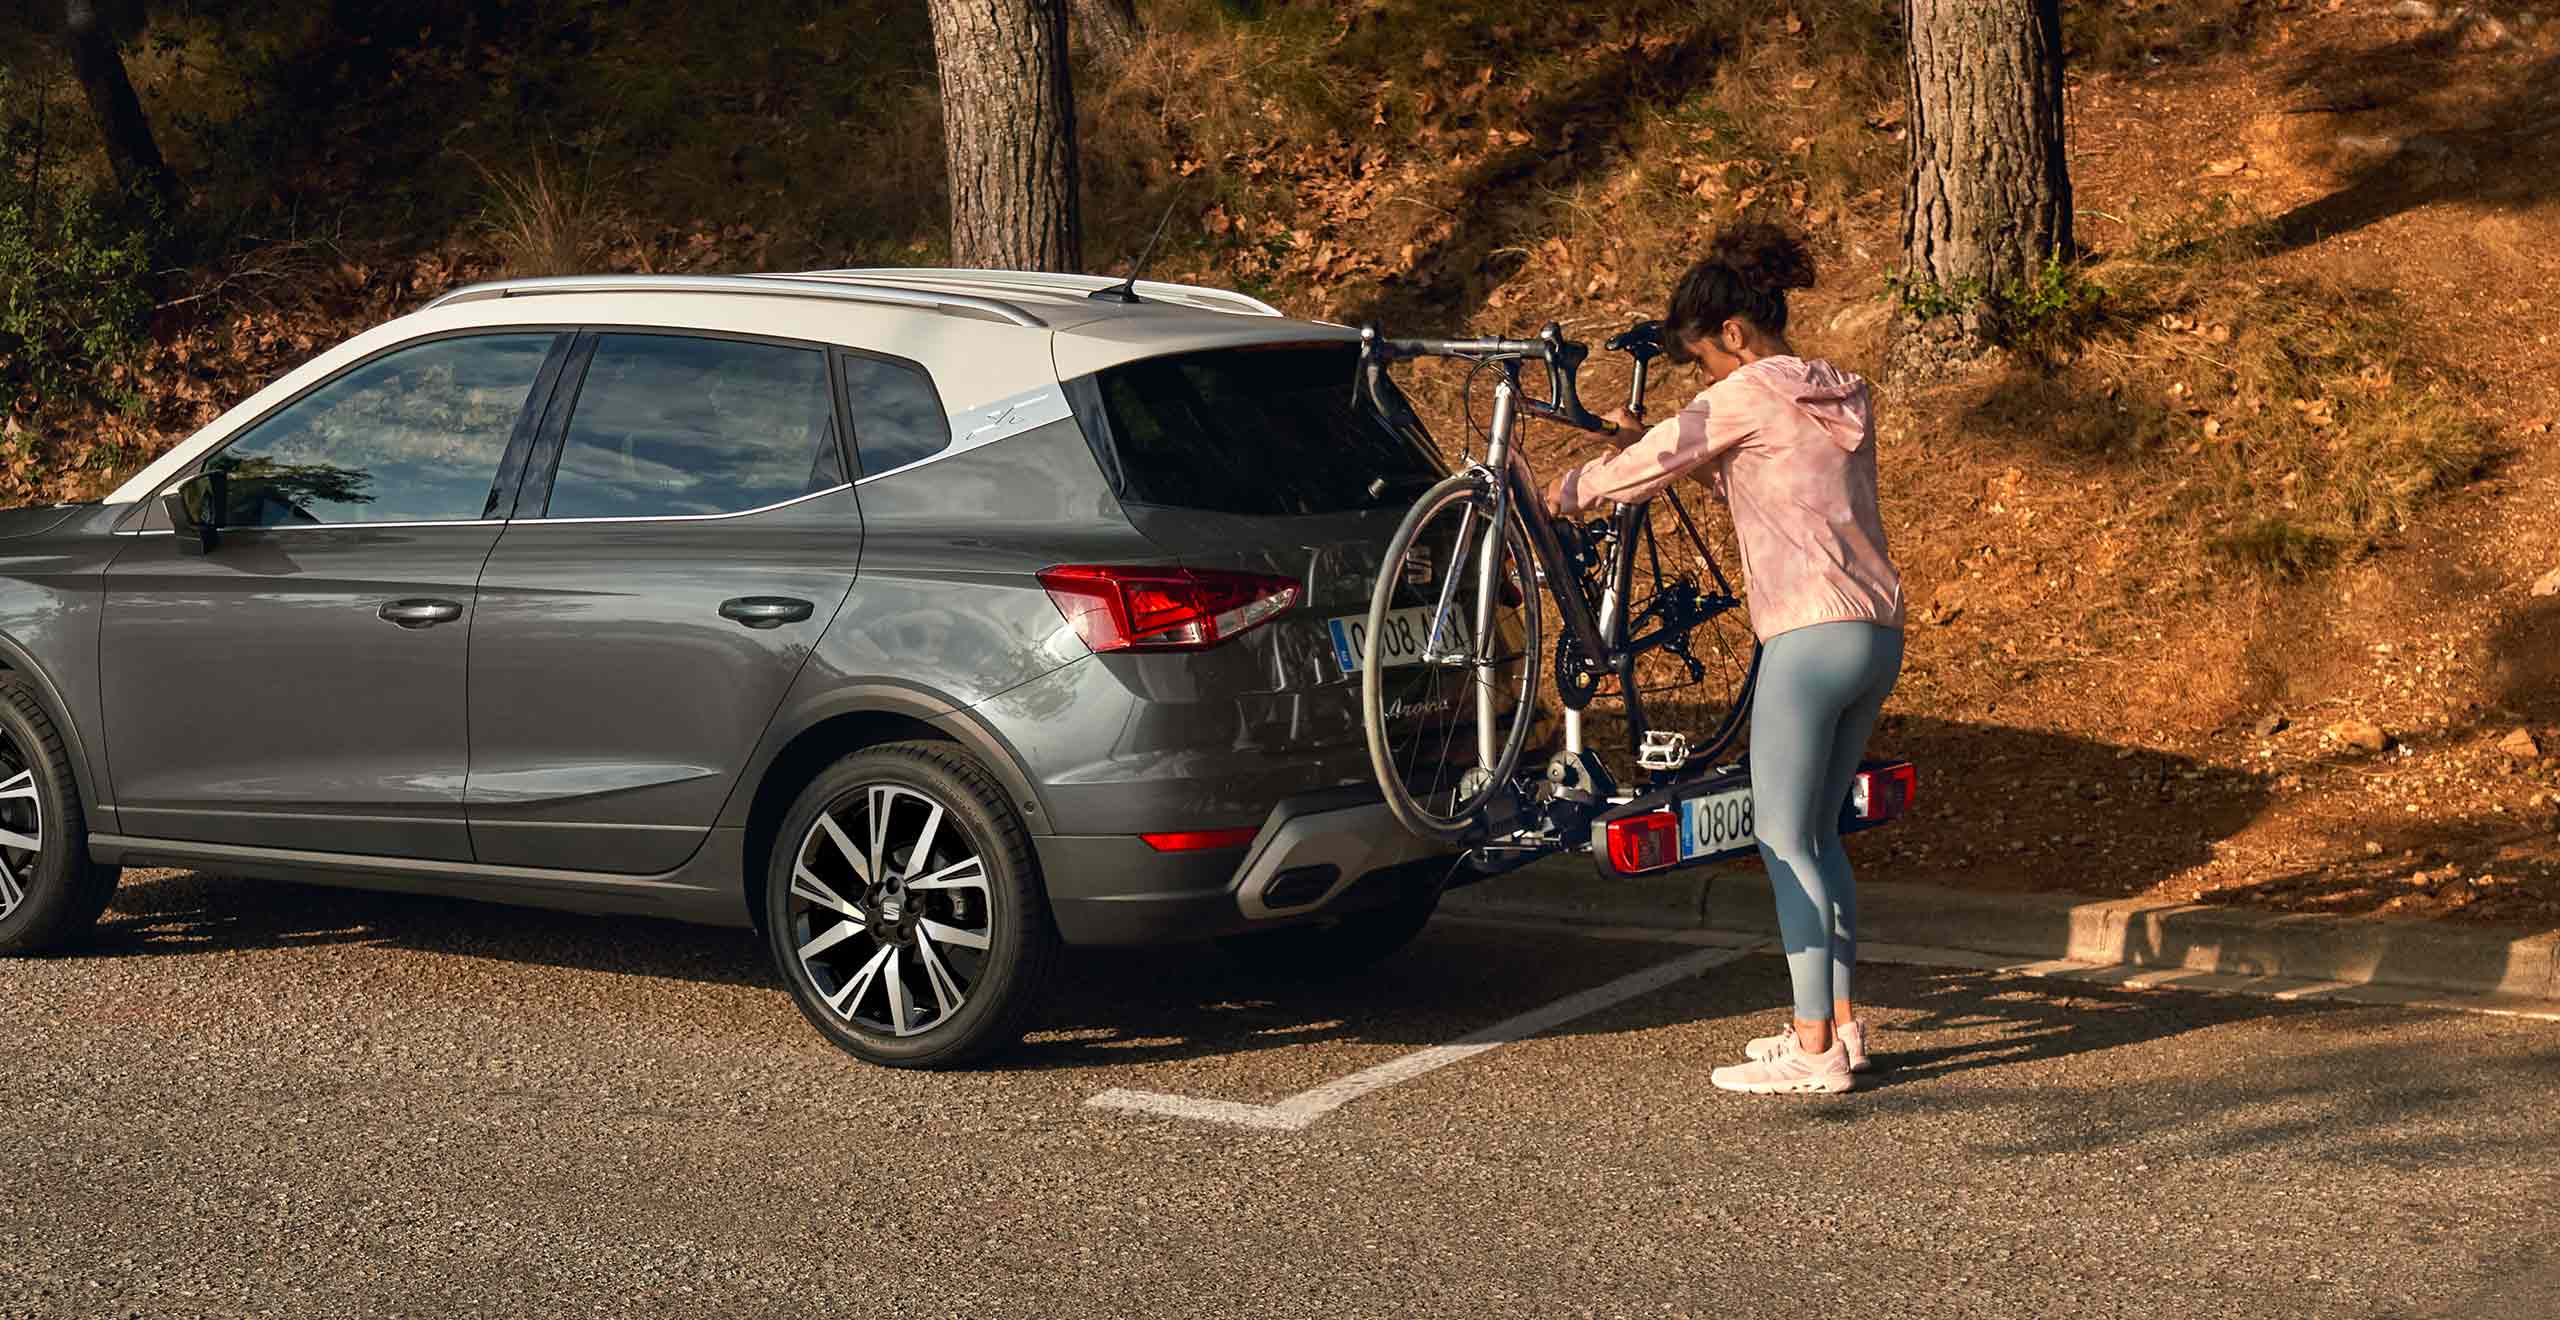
left=4, top=0, right=2557, bottom=925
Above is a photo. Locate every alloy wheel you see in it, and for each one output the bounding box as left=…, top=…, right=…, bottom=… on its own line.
left=786, top=784, right=994, bottom=1038
left=0, top=745, right=40, bottom=921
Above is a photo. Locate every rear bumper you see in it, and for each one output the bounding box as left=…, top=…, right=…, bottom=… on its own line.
left=1038, top=786, right=1455, bottom=945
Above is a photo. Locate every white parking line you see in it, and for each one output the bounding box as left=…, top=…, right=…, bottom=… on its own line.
left=1086, top=942, right=1760, bottom=1132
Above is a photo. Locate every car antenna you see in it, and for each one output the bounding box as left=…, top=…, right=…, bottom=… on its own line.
left=1087, top=192, right=1185, bottom=305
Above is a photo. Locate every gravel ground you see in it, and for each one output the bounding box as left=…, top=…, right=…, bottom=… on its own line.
left=3, top=869, right=2555, bottom=1318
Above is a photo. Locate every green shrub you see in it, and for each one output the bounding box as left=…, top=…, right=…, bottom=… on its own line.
left=0, top=190, right=160, bottom=414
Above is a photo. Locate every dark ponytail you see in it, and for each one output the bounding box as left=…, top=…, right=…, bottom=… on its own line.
left=1664, top=222, right=1817, bottom=363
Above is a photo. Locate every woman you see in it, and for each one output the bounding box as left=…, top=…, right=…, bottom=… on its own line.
left=1544, top=224, right=1906, bottom=1095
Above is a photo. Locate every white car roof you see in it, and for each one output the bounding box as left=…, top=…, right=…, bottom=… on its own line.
left=104, top=269, right=1355, bottom=506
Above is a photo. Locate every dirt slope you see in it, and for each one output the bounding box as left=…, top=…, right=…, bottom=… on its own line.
left=11, top=0, right=2557, bottom=928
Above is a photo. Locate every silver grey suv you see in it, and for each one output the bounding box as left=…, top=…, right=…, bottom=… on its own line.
left=0, top=270, right=1464, bottom=1067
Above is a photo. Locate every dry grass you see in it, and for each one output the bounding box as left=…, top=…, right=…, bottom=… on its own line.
left=474, top=153, right=624, bottom=279
left=1957, top=200, right=2495, bottom=583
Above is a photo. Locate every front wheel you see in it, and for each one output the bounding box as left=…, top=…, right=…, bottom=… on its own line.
left=0, top=679, right=116, bottom=957
left=765, top=741, right=1060, bottom=1069
left=1361, top=471, right=1545, bottom=843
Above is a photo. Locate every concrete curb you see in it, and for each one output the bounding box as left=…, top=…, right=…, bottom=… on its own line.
left=1443, top=857, right=2560, bottom=1004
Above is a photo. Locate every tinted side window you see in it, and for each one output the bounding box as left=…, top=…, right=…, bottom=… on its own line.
left=209, top=333, right=555, bottom=526
left=839, top=353, right=951, bottom=478
left=544, top=334, right=841, bottom=519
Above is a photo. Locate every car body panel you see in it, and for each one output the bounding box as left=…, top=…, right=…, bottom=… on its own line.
left=98, top=522, right=502, bottom=859
left=464, top=488, right=862, bottom=873
left=0, top=504, right=122, bottom=826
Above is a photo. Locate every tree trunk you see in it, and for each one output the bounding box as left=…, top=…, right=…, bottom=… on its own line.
left=1896, top=0, right=2071, bottom=368
left=60, top=0, right=178, bottom=212
left=927, top=0, right=1083, bottom=272
left=1076, top=0, right=1143, bottom=68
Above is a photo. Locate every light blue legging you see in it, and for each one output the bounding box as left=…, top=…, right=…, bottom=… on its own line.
left=1749, top=621, right=1904, bottom=1023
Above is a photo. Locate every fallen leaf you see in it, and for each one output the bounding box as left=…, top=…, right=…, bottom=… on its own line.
left=1790, top=73, right=1820, bottom=92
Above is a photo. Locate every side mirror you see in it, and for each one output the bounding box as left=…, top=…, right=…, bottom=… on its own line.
left=163, top=470, right=228, bottom=555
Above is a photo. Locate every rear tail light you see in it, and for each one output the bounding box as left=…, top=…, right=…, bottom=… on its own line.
left=1038, top=565, right=1302, bottom=654
left=1604, top=811, right=1680, bottom=875
left=1851, top=762, right=1917, bottom=823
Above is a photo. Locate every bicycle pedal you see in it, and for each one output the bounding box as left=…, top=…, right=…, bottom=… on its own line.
left=1637, top=730, right=1690, bottom=772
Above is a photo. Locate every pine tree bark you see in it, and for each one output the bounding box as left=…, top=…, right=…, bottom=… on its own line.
left=1896, top=0, right=2071, bottom=367
left=1076, top=0, right=1143, bottom=69
left=927, top=0, right=1084, bottom=272
left=60, top=0, right=178, bottom=212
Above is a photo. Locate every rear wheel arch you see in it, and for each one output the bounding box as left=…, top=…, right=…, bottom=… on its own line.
left=739, top=700, right=1050, bottom=931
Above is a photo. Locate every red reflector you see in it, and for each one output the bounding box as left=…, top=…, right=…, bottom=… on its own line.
left=1852, top=763, right=1918, bottom=822
left=1140, top=826, right=1261, bottom=853
left=1038, top=565, right=1302, bottom=654
left=1605, top=812, right=1680, bottom=874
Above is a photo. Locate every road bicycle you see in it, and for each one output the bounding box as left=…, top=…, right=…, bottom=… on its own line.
left=1348, top=320, right=1767, bottom=865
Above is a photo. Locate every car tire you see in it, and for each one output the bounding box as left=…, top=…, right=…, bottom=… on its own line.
left=764, top=740, right=1058, bottom=1069
left=1215, top=882, right=1442, bottom=979
left=0, top=678, right=117, bottom=956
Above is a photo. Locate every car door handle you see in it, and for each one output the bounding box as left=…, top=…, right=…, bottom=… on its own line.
left=719, top=596, right=815, bottom=629
left=377, top=598, right=465, bottom=629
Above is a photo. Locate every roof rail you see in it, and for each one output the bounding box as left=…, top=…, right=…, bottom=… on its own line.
left=422, top=274, right=1048, bottom=328
left=817, top=268, right=1286, bottom=318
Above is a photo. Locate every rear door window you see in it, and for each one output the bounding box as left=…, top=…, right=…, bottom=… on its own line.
left=542, top=334, right=842, bottom=519
left=1084, top=345, right=1443, bottom=517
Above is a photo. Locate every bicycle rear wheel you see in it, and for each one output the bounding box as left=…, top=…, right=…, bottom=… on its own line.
left=1361, top=472, right=1544, bottom=843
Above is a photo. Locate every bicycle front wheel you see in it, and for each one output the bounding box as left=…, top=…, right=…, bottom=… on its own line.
left=1361, top=471, right=1545, bottom=843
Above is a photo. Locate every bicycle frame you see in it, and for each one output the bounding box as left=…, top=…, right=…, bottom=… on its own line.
left=1466, top=364, right=1753, bottom=775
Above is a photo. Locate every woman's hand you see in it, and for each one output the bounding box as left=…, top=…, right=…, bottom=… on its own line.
left=1544, top=468, right=1576, bottom=517
left=1599, top=406, right=1646, bottom=449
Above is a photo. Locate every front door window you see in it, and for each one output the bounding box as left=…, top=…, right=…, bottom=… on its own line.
left=208, top=333, right=555, bottom=525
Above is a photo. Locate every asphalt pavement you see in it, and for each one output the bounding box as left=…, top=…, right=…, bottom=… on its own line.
left=4, top=869, right=2556, bottom=1318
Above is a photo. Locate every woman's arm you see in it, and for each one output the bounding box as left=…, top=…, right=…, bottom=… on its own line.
left=1548, top=388, right=1755, bottom=515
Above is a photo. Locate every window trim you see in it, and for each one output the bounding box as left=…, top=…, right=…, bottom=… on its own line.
left=518, top=326, right=858, bottom=523
left=115, top=327, right=576, bottom=534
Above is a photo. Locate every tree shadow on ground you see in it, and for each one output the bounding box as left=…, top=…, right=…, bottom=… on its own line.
left=2251, top=33, right=2560, bottom=255
left=2193, top=592, right=2560, bottom=928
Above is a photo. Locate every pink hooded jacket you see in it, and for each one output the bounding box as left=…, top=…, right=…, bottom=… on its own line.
left=1553, top=356, right=1905, bottom=642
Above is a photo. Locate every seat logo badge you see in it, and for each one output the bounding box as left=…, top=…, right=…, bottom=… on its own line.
left=879, top=892, right=905, bottom=923
left=1405, top=545, right=1432, bottom=587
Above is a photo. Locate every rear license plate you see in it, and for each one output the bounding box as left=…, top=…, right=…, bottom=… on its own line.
left=1678, top=786, right=1757, bottom=860
left=1328, top=606, right=1473, bottom=675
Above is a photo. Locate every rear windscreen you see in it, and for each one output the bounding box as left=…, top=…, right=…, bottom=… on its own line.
left=1079, top=344, right=1444, bottom=517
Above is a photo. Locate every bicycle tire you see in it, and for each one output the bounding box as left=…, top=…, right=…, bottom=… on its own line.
left=1361, top=471, right=1544, bottom=843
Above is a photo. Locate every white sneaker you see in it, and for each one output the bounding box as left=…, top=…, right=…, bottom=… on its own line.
left=1746, top=1019, right=1871, bottom=1073
left=1712, top=1035, right=1854, bottom=1095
